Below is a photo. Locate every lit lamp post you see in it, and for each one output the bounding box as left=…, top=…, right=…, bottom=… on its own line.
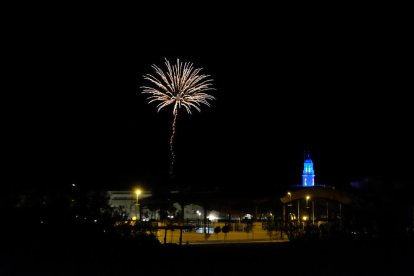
left=306, top=195, right=310, bottom=225
left=312, top=200, right=315, bottom=225
left=287, top=192, right=292, bottom=221
left=196, top=210, right=201, bottom=227
left=135, top=189, right=141, bottom=221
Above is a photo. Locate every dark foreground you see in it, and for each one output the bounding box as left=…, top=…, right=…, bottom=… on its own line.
left=1, top=230, right=413, bottom=276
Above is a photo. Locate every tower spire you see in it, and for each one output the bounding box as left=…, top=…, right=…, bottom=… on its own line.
left=302, top=151, right=315, bottom=187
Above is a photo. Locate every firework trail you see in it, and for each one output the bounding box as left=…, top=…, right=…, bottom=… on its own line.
left=141, top=58, right=215, bottom=176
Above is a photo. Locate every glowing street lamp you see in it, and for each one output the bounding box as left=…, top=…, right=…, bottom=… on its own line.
left=196, top=210, right=201, bottom=226
left=135, top=189, right=141, bottom=220
left=304, top=195, right=310, bottom=225
left=287, top=192, right=292, bottom=221
left=135, top=189, right=141, bottom=202
left=312, top=200, right=315, bottom=225
left=306, top=195, right=310, bottom=208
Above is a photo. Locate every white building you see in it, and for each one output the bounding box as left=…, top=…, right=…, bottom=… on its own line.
left=107, top=191, right=224, bottom=222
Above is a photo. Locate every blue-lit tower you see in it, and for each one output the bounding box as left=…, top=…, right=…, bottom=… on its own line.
left=302, top=152, right=315, bottom=187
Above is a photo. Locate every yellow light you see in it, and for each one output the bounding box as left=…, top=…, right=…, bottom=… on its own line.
left=302, top=216, right=308, bottom=221
left=306, top=195, right=310, bottom=200
left=287, top=192, right=291, bottom=196
left=135, top=189, right=142, bottom=196
left=132, top=216, right=137, bottom=220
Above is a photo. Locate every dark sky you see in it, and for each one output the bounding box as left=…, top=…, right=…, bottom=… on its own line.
left=5, top=8, right=413, bottom=194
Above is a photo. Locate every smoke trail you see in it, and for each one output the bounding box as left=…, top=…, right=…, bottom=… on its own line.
left=169, top=112, right=178, bottom=177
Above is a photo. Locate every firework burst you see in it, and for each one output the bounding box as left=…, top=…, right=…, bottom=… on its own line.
left=141, top=58, right=215, bottom=176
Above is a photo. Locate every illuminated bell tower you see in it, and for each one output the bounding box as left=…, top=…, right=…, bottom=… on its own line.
left=302, top=152, right=315, bottom=187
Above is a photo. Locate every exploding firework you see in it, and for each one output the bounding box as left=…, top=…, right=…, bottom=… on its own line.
left=141, top=58, right=215, bottom=176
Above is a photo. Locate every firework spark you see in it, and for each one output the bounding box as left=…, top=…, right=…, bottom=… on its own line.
left=141, top=58, right=215, bottom=176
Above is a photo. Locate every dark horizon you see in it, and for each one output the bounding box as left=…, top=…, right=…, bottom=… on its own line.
left=5, top=11, right=413, bottom=194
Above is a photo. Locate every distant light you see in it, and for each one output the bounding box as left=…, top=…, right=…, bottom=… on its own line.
left=94, top=219, right=97, bottom=223
left=244, top=214, right=253, bottom=219
left=135, top=189, right=142, bottom=196
left=306, top=195, right=310, bottom=200
left=302, top=216, right=308, bottom=221
left=40, top=220, right=44, bottom=224
left=132, top=216, right=137, bottom=220
left=207, top=214, right=217, bottom=220
left=168, top=215, right=174, bottom=219
left=207, top=214, right=218, bottom=221
left=287, top=192, right=291, bottom=196
left=72, top=183, right=76, bottom=187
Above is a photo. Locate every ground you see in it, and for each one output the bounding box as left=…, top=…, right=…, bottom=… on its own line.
left=1, top=234, right=413, bottom=275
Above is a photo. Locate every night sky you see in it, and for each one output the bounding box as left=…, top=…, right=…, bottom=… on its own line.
left=5, top=9, right=412, bottom=195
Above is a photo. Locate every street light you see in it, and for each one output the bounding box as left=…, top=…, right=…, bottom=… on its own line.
left=135, top=189, right=141, bottom=220
left=305, top=196, right=310, bottom=226
left=196, top=210, right=201, bottom=226
left=287, top=192, right=292, bottom=222
left=297, top=200, right=300, bottom=223
left=312, top=200, right=315, bottom=225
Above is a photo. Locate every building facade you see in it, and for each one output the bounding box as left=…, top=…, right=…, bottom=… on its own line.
left=280, top=152, right=351, bottom=228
